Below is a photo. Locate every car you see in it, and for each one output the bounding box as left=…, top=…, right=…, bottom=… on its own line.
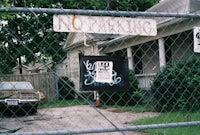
left=0, top=81, right=40, bottom=115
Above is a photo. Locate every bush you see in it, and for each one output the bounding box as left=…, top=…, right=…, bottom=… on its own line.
left=100, top=70, right=143, bottom=106
left=58, top=77, right=75, bottom=100
left=151, top=56, right=200, bottom=112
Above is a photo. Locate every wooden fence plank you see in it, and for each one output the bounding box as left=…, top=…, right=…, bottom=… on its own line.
left=0, top=72, right=58, bottom=101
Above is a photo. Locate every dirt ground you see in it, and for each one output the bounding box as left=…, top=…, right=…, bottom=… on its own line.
left=0, top=105, right=158, bottom=135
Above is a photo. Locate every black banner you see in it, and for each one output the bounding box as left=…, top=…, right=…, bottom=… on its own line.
left=80, top=56, right=129, bottom=91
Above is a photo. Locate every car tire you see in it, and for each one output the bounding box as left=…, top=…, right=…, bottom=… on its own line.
left=28, top=105, right=38, bottom=114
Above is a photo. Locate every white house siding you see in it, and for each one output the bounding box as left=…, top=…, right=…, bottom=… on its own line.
left=55, top=59, right=68, bottom=77
left=67, top=50, right=80, bottom=92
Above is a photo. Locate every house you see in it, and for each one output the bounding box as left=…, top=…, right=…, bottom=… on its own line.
left=13, top=64, right=30, bottom=74
left=63, top=32, right=118, bottom=91
left=13, top=62, right=52, bottom=74
left=63, top=0, right=200, bottom=91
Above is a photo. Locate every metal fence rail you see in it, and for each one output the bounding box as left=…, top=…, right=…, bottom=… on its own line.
left=1, top=7, right=200, bottom=18
left=9, top=121, right=200, bottom=135
left=0, top=1, right=200, bottom=134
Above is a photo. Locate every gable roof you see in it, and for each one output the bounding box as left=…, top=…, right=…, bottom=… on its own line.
left=147, top=0, right=200, bottom=24
left=63, top=32, right=120, bottom=50
left=148, top=0, right=189, bottom=13
left=63, top=0, right=200, bottom=52
left=98, top=0, right=200, bottom=53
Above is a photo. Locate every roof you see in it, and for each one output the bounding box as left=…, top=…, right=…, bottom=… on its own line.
left=63, top=32, right=120, bottom=50
left=148, top=0, right=189, bottom=13
left=147, top=0, right=200, bottom=24
left=149, top=0, right=200, bottom=13
left=26, top=62, right=52, bottom=71
left=64, top=0, right=200, bottom=51
left=0, top=82, right=33, bottom=90
left=14, top=62, right=52, bottom=72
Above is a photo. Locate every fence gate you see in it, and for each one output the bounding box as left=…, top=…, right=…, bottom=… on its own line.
left=0, top=1, right=200, bottom=135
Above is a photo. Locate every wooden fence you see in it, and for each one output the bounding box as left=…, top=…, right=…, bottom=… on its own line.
left=0, top=72, right=59, bottom=101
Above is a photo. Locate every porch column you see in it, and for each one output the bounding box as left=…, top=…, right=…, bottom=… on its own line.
left=158, top=38, right=166, bottom=69
left=127, top=47, right=134, bottom=70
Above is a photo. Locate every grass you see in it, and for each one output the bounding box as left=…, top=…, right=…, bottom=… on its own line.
left=38, top=99, right=88, bottom=109
left=134, top=112, right=200, bottom=135
left=108, top=105, right=200, bottom=135
left=38, top=101, right=200, bottom=135
left=102, top=104, right=153, bottom=113
left=119, top=105, right=153, bottom=112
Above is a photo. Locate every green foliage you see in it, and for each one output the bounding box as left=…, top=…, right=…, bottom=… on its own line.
left=0, top=0, right=158, bottom=75
left=58, top=77, right=75, bottom=100
left=100, top=70, right=142, bottom=106
left=76, top=0, right=158, bottom=11
left=0, top=45, right=13, bottom=74
left=0, top=11, right=67, bottom=72
left=134, top=112, right=200, bottom=135
left=151, top=56, right=200, bottom=112
left=38, top=99, right=87, bottom=109
left=129, top=70, right=145, bottom=105
left=10, top=0, right=158, bottom=11
left=0, top=0, right=9, bottom=7
left=129, top=70, right=139, bottom=90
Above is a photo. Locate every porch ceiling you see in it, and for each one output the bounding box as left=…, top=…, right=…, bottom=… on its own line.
left=98, top=0, right=200, bottom=53
left=63, top=0, right=200, bottom=53
left=99, top=16, right=200, bottom=53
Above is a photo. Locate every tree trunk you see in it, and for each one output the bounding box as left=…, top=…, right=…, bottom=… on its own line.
left=18, top=56, right=23, bottom=74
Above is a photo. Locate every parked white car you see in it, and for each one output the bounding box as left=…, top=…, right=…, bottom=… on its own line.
left=0, top=81, right=40, bottom=115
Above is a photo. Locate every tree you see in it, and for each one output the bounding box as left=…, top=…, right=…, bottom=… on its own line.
left=0, top=0, right=9, bottom=7
left=23, top=0, right=158, bottom=11
left=0, top=12, right=67, bottom=73
left=0, top=0, right=68, bottom=74
left=0, top=45, right=13, bottom=74
left=0, top=0, right=158, bottom=74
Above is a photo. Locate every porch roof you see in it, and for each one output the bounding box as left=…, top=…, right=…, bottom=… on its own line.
left=63, top=0, right=200, bottom=51
left=98, top=0, right=200, bottom=53
left=147, top=0, right=200, bottom=24
left=148, top=0, right=199, bottom=13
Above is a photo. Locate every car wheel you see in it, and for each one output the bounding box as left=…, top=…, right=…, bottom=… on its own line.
left=0, top=106, right=8, bottom=116
left=29, top=105, right=38, bottom=114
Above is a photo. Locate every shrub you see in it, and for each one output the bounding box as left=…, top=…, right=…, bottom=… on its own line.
left=151, top=56, right=200, bottom=112
left=129, top=70, right=145, bottom=105
left=58, top=77, right=75, bottom=100
left=100, top=70, right=143, bottom=106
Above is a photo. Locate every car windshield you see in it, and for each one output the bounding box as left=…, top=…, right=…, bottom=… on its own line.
left=0, top=82, right=34, bottom=90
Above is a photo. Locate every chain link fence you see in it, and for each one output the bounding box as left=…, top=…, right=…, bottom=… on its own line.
left=0, top=1, right=200, bottom=135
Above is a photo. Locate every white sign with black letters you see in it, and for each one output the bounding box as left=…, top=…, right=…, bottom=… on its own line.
left=95, top=61, right=113, bottom=83
left=53, top=15, right=157, bottom=36
left=193, top=27, right=200, bottom=53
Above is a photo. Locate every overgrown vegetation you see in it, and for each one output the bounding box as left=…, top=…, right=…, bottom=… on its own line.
left=58, top=77, right=75, bottom=100
left=151, top=55, right=200, bottom=112
left=0, top=0, right=159, bottom=75
left=38, top=99, right=87, bottom=109
left=100, top=70, right=145, bottom=106
left=134, top=112, right=200, bottom=135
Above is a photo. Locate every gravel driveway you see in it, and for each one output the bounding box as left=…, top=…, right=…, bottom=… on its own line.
left=0, top=105, right=158, bottom=135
